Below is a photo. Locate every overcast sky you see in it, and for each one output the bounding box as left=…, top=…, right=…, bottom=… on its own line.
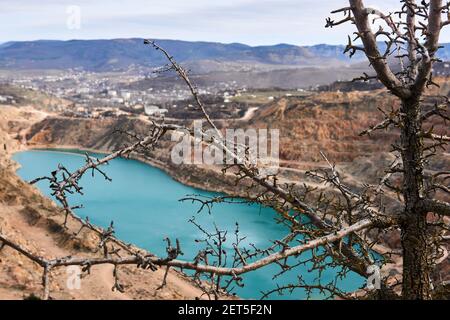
left=1, top=0, right=450, bottom=45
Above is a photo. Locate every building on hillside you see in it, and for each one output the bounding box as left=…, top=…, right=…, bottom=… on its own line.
left=108, top=90, right=118, bottom=97
left=144, top=105, right=168, bottom=117
left=0, top=95, right=16, bottom=104
left=121, top=91, right=131, bottom=100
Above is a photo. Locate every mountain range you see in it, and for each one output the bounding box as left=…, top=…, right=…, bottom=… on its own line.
left=0, top=38, right=449, bottom=73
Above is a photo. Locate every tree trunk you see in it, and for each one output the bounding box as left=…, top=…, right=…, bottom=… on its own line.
left=399, top=96, right=432, bottom=299
left=401, top=213, right=431, bottom=299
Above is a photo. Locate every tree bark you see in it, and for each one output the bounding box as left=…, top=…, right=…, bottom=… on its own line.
left=399, top=96, right=432, bottom=300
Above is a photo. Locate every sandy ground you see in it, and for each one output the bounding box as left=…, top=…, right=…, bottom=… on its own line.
left=0, top=203, right=205, bottom=300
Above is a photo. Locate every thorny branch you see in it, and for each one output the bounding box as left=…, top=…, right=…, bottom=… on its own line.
left=0, top=38, right=401, bottom=300
left=327, top=0, right=450, bottom=299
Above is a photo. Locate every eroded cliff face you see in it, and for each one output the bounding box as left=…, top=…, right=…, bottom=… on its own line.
left=246, top=89, right=448, bottom=164
left=248, top=92, right=395, bottom=163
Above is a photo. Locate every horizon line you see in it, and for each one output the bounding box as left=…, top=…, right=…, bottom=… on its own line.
left=0, top=37, right=349, bottom=48
left=3, top=37, right=450, bottom=48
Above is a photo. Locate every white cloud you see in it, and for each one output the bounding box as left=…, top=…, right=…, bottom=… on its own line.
left=0, top=0, right=448, bottom=45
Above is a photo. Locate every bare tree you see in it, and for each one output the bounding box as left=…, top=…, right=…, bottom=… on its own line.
left=327, top=0, right=450, bottom=299
left=0, top=1, right=449, bottom=300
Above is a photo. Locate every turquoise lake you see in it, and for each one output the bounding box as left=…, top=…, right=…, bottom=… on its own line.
left=13, top=149, right=365, bottom=299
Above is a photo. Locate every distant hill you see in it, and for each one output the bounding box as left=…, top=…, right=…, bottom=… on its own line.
left=0, top=39, right=366, bottom=72
left=0, top=38, right=448, bottom=73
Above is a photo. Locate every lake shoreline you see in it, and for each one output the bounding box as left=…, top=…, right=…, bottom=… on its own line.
left=14, top=148, right=370, bottom=300
left=18, top=144, right=398, bottom=285
left=22, top=143, right=239, bottom=196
